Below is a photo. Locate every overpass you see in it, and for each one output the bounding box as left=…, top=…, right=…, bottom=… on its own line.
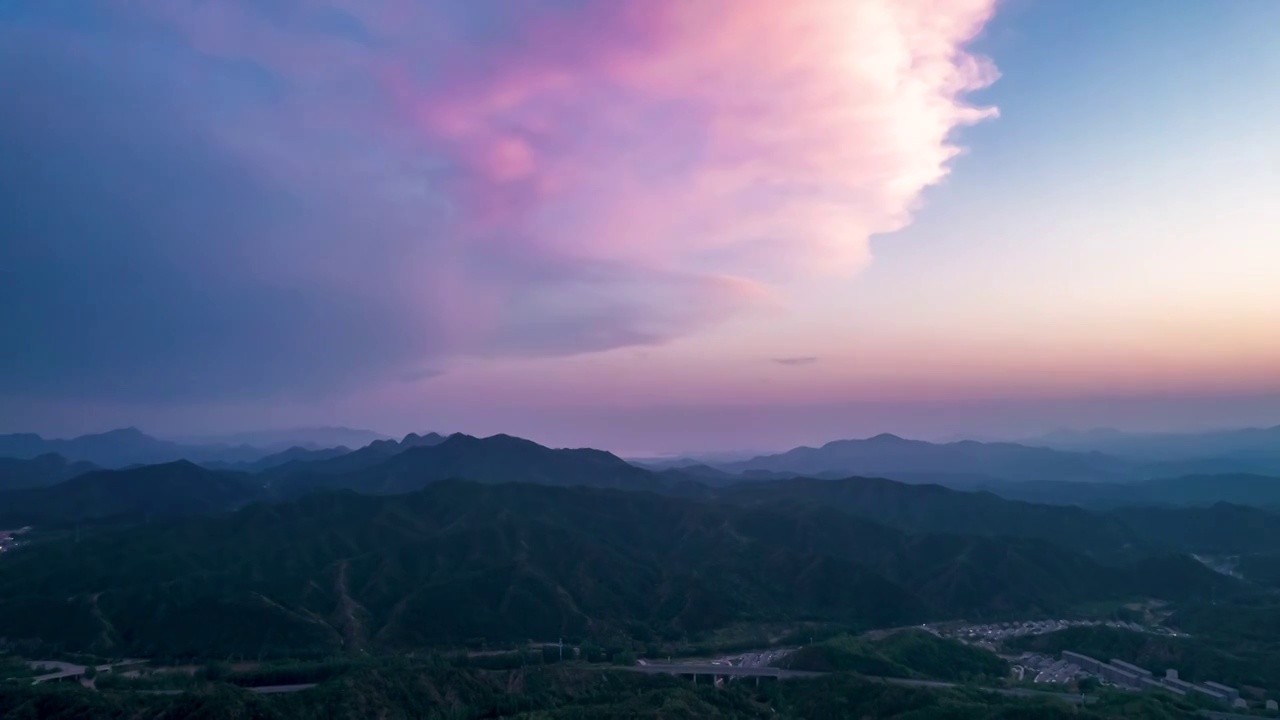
left=625, top=663, right=826, bottom=680
left=29, top=659, right=146, bottom=684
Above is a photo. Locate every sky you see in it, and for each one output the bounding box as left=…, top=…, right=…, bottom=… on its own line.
left=2, top=0, right=1278, bottom=454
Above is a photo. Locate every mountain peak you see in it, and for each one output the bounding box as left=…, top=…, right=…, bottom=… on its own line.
left=101, top=427, right=149, bottom=439
left=866, top=433, right=906, bottom=443
left=401, top=432, right=446, bottom=447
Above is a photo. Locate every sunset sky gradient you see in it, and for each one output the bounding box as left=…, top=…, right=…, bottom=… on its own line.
left=2, top=0, right=1278, bottom=453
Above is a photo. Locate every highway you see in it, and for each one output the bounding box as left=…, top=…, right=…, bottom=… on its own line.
left=628, top=664, right=1095, bottom=705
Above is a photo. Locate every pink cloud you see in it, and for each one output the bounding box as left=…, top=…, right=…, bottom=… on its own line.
left=140, top=0, right=998, bottom=370
left=403, top=0, right=999, bottom=279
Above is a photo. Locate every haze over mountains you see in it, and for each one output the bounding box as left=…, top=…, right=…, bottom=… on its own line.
left=0, top=428, right=301, bottom=468
left=167, top=427, right=391, bottom=453
left=1028, top=425, right=1280, bottom=462
left=5, top=424, right=1280, bottom=507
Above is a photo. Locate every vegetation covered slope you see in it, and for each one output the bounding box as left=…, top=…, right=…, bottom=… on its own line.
left=0, top=453, right=98, bottom=492
left=979, top=473, right=1280, bottom=510
left=0, top=461, right=260, bottom=526
left=726, top=477, right=1280, bottom=559
left=778, top=630, right=1008, bottom=682
left=0, top=482, right=1233, bottom=659
left=723, top=477, right=1138, bottom=557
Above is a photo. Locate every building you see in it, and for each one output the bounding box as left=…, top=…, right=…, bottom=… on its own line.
left=1110, top=659, right=1153, bottom=677
left=1189, top=685, right=1228, bottom=704
left=1097, top=664, right=1140, bottom=688
left=1166, top=669, right=1179, bottom=681
left=1163, top=677, right=1197, bottom=694
left=1265, top=699, right=1277, bottom=711
left=1234, top=699, right=1249, bottom=709
left=1062, top=651, right=1103, bottom=674
left=1140, top=677, right=1165, bottom=692
left=1203, top=681, right=1240, bottom=703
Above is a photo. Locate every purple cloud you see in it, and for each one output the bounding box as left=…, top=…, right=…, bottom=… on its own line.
left=0, top=0, right=997, bottom=404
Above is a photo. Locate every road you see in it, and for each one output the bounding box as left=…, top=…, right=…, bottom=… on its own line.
left=134, top=684, right=319, bottom=696
left=873, top=676, right=1094, bottom=705
left=246, top=683, right=318, bottom=694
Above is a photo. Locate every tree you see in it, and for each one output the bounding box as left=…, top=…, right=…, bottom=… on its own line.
left=197, top=660, right=230, bottom=682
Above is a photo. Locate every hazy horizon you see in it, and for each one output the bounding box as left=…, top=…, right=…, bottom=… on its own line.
left=8, top=391, right=1280, bottom=458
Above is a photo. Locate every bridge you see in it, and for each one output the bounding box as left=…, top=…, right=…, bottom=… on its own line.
left=624, top=663, right=826, bottom=680
left=29, top=660, right=146, bottom=685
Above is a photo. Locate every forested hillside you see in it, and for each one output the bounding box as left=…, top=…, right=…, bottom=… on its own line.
left=0, top=481, right=1235, bottom=659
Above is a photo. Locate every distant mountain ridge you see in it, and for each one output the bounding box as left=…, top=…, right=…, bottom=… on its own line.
left=0, top=428, right=273, bottom=468
left=0, top=432, right=667, bottom=525
left=0, top=426, right=393, bottom=469
left=0, top=461, right=260, bottom=526
left=259, top=431, right=450, bottom=482
left=166, top=426, right=390, bottom=452
left=1026, top=424, right=1280, bottom=464
left=267, top=432, right=659, bottom=497
left=977, top=473, right=1280, bottom=510
left=0, top=453, right=99, bottom=491
left=719, top=433, right=1132, bottom=483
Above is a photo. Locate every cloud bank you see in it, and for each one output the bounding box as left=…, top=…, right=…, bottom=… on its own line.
left=0, top=0, right=997, bottom=402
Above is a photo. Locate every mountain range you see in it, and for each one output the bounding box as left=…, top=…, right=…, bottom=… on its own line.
left=0, top=480, right=1237, bottom=659
left=1026, top=425, right=1280, bottom=465
left=0, top=428, right=278, bottom=468
left=1, top=424, right=1277, bottom=665
left=5, top=430, right=1280, bottom=540
left=706, top=431, right=1280, bottom=487
left=165, top=426, right=390, bottom=452
left=0, top=433, right=664, bottom=526
left=0, top=453, right=99, bottom=492
left=0, top=461, right=260, bottom=527
left=9, top=424, right=1280, bottom=490
left=717, top=433, right=1132, bottom=484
